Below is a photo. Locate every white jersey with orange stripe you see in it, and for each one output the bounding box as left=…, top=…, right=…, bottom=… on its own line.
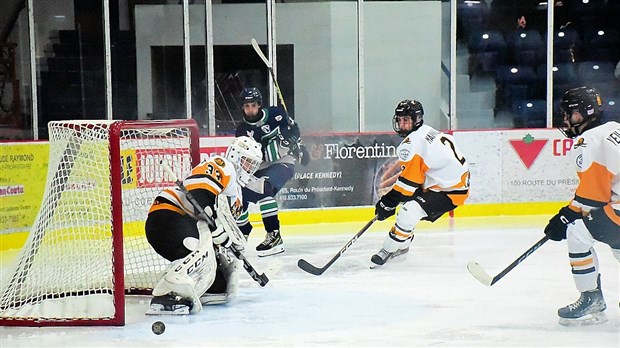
left=154, top=155, right=243, bottom=219
left=569, top=121, right=620, bottom=218
left=393, top=124, right=470, bottom=200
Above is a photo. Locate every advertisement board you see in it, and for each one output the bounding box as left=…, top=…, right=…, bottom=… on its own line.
left=0, top=143, right=49, bottom=234
left=0, top=128, right=579, bottom=235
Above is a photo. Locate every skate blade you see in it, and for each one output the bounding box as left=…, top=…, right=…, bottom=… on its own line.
left=369, top=252, right=408, bottom=269
left=558, top=312, right=608, bottom=326
left=257, top=245, right=285, bottom=257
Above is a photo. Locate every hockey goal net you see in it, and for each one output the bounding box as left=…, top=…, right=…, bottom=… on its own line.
left=0, top=120, right=200, bottom=326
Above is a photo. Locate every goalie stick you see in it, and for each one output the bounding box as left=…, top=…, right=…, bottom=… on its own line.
left=161, top=162, right=269, bottom=287
left=297, top=216, right=377, bottom=276
left=251, top=38, right=288, bottom=114
left=467, top=235, right=550, bottom=286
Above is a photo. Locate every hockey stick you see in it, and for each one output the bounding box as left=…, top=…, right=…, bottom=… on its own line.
left=297, top=216, right=378, bottom=276
left=161, top=162, right=269, bottom=287
left=250, top=38, right=288, bottom=114
left=467, top=235, right=550, bottom=286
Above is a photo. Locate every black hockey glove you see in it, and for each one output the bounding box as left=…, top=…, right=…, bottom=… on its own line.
left=287, top=140, right=310, bottom=166
left=544, top=206, right=582, bottom=241
left=281, top=134, right=300, bottom=147
left=280, top=123, right=301, bottom=147
left=375, top=194, right=399, bottom=221
left=295, top=144, right=310, bottom=166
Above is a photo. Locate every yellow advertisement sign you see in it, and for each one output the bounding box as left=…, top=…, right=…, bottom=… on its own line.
left=0, top=143, right=49, bottom=234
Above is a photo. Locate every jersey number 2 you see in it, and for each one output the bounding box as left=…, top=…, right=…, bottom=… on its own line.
left=440, top=136, right=466, bottom=165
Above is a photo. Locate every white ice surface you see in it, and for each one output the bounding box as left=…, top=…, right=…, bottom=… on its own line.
left=1, top=216, right=618, bottom=347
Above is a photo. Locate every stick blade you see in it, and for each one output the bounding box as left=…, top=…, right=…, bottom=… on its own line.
left=250, top=38, right=272, bottom=68
left=467, top=261, right=494, bottom=286
left=297, top=258, right=325, bottom=276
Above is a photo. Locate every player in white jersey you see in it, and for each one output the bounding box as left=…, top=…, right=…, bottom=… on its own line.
left=144, top=136, right=262, bottom=315
left=543, top=86, right=620, bottom=326
left=371, top=100, right=470, bottom=266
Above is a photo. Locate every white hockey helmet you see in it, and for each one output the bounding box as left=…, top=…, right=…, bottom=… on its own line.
left=225, top=136, right=263, bottom=186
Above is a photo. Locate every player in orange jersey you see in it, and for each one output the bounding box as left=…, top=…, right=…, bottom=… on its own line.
left=145, top=136, right=262, bottom=315
left=543, top=86, right=620, bottom=326
left=371, top=99, right=470, bottom=266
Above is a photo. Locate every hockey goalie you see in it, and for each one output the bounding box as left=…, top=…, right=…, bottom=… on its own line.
left=144, top=136, right=262, bottom=315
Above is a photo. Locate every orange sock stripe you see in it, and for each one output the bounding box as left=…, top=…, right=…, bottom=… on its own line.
left=570, top=258, right=593, bottom=267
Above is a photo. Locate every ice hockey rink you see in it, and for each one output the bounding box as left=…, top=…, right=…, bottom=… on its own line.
left=1, top=215, right=618, bottom=347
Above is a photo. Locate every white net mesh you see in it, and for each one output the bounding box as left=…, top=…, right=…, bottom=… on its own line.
left=0, top=120, right=197, bottom=324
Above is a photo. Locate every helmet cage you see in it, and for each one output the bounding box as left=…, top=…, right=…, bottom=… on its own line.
left=225, top=136, right=263, bottom=186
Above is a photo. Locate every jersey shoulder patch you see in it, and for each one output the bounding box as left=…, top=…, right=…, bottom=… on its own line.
left=214, top=157, right=226, bottom=167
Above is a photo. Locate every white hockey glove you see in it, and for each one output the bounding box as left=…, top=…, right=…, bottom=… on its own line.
left=210, top=223, right=232, bottom=248
left=246, top=176, right=269, bottom=194
left=196, top=206, right=232, bottom=248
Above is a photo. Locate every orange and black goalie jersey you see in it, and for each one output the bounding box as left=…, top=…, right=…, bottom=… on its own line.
left=148, top=155, right=243, bottom=219
left=568, top=121, right=620, bottom=226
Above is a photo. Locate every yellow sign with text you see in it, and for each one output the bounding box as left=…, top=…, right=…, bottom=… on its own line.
left=0, top=143, right=49, bottom=234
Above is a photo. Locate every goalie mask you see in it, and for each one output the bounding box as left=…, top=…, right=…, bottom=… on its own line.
left=393, top=99, right=424, bottom=137
left=226, top=136, right=263, bottom=186
left=558, top=86, right=603, bottom=138
left=240, top=87, right=263, bottom=123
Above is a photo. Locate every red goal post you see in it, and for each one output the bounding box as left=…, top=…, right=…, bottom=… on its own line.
left=0, top=120, right=200, bottom=326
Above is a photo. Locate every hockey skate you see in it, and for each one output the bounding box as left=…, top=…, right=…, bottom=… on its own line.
left=256, top=230, right=284, bottom=257
left=558, top=287, right=607, bottom=326
left=146, top=293, right=193, bottom=315
left=370, top=246, right=410, bottom=267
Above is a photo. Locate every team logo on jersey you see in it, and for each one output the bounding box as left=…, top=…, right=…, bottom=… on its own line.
left=509, top=133, right=548, bottom=170
left=261, top=125, right=271, bottom=133
left=573, top=138, right=587, bottom=149
left=575, top=154, right=583, bottom=168
left=214, top=157, right=225, bottom=167
left=398, top=148, right=410, bottom=160
left=230, top=197, right=243, bottom=219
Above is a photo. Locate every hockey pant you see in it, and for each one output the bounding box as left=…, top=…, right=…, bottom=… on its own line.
left=238, top=163, right=295, bottom=234
left=566, top=208, right=620, bottom=293
left=382, top=190, right=458, bottom=252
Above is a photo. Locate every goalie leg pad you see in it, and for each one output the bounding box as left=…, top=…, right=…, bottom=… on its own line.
left=152, top=228, right=217, bottom=313
left=200, top=250, right=240, bottom=305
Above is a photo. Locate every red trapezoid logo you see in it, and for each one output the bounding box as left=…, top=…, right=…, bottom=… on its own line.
left=509, top=134, right=548, bottom=169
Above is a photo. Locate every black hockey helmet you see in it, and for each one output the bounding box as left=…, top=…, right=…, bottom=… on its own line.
left=240, top=87, right=262, bottom=106
left=558, top=86, right=603, bottom=138
left=393, top=99, right=424, bottom=137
